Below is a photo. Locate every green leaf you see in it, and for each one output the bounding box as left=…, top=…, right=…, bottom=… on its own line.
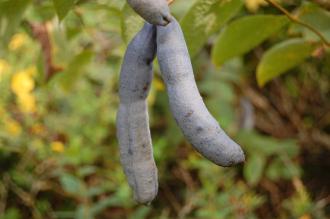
left=0, top=208, right=21, bottom=219
left=107, top=0, right=126, bottom=10
left=244, top=153, right=265, bottom=186
left=266, top=157, right=301, bottom=181
left=293, top=2, right=330, bottom=42
left=75, top=206, right=93, bottom=219
left=212, top=15, right=289, bottom=66
left=60, top=174, right=83, bottom=195
left=280, top=160, right=301, bottom=179
left=236, top=131, right=299, bottom=156
left=257, top=39, right=315, bottom=87
left=59, top=50, right=94, bottom=91
left=90, top=196, right=121, bottom=215
left=53, top=0, right=76, bottom=21
left=181, top=0, right=243, bottom=57
left=128, top=206, right=151, bottom=219
left=120, top=3, right=144, bottom=44
left=266, top=158, right=282, bottom=181
left=0, top=0, right=31, bottom=46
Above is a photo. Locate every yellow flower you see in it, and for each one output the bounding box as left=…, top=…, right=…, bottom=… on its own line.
left=51, top=141, right=65, bottom=153
left=9, top=33, right=28, bottom=51
left=11, top=67, right=38, bottom=114
left=245, top=0, right=267, bottom=12
left=5, top=118, right=22, bottom=136
left=17, top=93, right=37, bottom=113
left=11, top=71, right=35, bottom=95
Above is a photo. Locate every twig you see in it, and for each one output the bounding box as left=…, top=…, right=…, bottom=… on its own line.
left=178, top=194, right=198, bottom=219
left=9, top=176, right=43, bottom=219
left=29, top=22, right=63, bottom=81
left=167, top=0, right=175, bottom=5
left=265, top=0, right=330, bottom=47
left=161, top=184, right=182, bottom=214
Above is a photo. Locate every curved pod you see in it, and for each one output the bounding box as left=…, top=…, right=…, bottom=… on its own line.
left=117, top=23, right=158, bottom=204
left=156, top=19, right=245, bottom=167
left=127, top=0, right=172, bottom=26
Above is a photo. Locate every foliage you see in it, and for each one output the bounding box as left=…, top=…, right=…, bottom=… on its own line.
left=0, top=0, right=329, bottom=218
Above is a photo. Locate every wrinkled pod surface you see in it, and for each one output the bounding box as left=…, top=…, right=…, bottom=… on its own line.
left=127, top=0, right=172, bottom=26
left=156, top=19, right=245, bottom=167
left=116, top=23, right=158, bottom=204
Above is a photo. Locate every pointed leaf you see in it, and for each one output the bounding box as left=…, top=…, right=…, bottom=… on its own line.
left=0, top=0, right=31, bottom=45
left=60, top=174, right=83, bottom=195
left=181, top=0, right=243, bottom=57
left=244, top=153, right=265, bottom=186
left=212, top=15, right=289, bottom=66
left=236, top=131, right=299, bottom=156
left=257, top=39, right=315, bottom=87
left=53, top=0, right=76, bottom=21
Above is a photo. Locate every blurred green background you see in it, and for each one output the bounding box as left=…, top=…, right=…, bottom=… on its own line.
left=0, top=0, right=329, bottom=218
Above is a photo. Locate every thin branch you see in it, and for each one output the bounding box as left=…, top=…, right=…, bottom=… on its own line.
left=167, top=0, right=175, bottom=5
left=265, top=0, right=330, bottom=47
left=29, top=22, right=64, bottom=81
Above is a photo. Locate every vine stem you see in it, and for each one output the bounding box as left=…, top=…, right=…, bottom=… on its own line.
left=265, top=0, right=330, bottom=47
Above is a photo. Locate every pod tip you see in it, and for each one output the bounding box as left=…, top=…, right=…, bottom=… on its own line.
left=223, top=149, right=246, bottom=167
left=159, top=14, right=173, bottom=26
left=134, top=191, right=157, bottom=205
